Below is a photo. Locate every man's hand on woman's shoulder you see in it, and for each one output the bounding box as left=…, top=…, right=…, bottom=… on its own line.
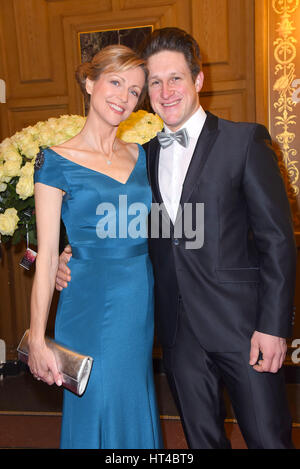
left=55, top=245, right=72, bottom=291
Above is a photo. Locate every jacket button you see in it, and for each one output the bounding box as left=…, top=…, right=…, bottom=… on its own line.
left=174, top=238, right=180, bottom=246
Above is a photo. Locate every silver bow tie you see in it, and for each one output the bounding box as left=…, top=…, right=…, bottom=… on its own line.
left=157, top=128, right=190, bottom=149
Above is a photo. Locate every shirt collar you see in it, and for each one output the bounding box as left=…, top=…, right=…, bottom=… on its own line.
left=164, top=106, right=207, bottom=139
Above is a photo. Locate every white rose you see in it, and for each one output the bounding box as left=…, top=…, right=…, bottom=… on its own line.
left=19, top=140, right=40, bottom=159
left=0, top=164, right=12, bottom=183
left=36, top=128, right=55, bottom=147
left=16, top=175, right=34, bottom=200
left=0, top=208, right=19, bottom=236
left=2, top=147, right=22, bottom=164
left=0, top=164, right=5, bottom=181
left=20, top=162, right=34, bottom=178
left=0, top=137, right=12, bottom=150
left=3, top=160, right=21, bottom=178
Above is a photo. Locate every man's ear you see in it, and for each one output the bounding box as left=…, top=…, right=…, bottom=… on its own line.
left=85, top=78, right=94, bottom=95
left=195, top=71, right=204, bottom=93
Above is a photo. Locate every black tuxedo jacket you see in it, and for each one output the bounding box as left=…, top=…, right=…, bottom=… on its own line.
left=144, top=111, right=297, bottom=352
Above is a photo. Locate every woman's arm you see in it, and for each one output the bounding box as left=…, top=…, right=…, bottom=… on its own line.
left=28, top=182, right=64, bottom=386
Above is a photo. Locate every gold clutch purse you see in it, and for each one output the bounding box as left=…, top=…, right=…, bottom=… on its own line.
left=17, top=330, right=93, bottom=396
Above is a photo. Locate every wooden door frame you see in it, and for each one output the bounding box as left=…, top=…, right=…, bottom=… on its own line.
left=254, top=0, right=269, bottom=128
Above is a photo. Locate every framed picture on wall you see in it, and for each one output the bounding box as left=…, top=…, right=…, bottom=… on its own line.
left=78, top=26, right=153, bottom=115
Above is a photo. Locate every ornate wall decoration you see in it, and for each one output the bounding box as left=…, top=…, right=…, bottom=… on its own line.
left=270, top=0, right=300, bottom=229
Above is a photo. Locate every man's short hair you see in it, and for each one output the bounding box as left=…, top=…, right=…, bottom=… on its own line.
left=140, top=27, right=202, bottom=81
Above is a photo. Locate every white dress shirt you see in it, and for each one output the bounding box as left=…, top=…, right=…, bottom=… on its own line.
left=158, top=106, right=207, bottom=223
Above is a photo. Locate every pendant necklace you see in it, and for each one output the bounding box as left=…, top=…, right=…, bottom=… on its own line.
left=105, top=139, right=117, bottom=165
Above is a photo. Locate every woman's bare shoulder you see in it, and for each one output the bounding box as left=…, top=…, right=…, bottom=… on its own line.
left=118, top=140, right=139, bottom=162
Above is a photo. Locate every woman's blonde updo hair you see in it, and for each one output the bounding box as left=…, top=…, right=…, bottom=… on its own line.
left=76, top=44, right=148, bottom=105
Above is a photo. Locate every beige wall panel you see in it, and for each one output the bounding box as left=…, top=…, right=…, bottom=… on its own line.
left=193, top=0, right=254, bottom=87
left=192, top=0, right=255, bottom=121
left=8, top=107, right=69, bottom=136
left=254, top=0, right=268, bottom=127
left=7, top=96, right=69, bottom=135
left=1, top=1, right=64, bottom=99
left=45, top=0, right=112, bottom=13
left=193, top=0, right=229, bottom=66
left=0, top=8, right=8, bottom=141
left=173, top=0, right=192, bottom=31
left=119, top=0, right=191, bottom=31
left=120, top=0, right=177, bottom=8
left=13, top=0, right=52, bottom=83
left=200, top=91, right=247, bottom=122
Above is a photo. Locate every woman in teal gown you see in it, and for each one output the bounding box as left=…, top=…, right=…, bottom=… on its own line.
left=28, top=45, right=163, bottom=449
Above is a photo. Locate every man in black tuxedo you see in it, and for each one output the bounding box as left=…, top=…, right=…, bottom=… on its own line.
left=56, top=28, right=296, bottom=449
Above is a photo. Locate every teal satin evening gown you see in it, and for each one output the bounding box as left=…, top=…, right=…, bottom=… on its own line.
left=34, top=145, right=163, bottom=449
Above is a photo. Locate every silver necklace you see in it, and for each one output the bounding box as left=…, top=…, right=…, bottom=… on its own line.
left=105, top=140, right=117, bottom=165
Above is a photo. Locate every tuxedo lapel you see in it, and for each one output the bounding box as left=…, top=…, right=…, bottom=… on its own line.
left=147, top=137, right=163, bottom=204
left=147, top=136, right=174, bottom=229
left=179, top=111, right=219, bottom=207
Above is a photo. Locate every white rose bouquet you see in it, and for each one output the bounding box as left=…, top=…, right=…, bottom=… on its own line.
left=0, top=111, right=163, bottom=245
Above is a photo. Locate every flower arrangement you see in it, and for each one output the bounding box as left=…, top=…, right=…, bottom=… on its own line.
left=0, top=111, right=163, bottom=245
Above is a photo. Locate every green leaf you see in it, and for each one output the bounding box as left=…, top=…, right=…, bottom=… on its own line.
left=11, top=229, right=22, bottom=245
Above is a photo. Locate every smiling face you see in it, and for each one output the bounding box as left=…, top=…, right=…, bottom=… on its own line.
left=147, top=50, right=204, bottom=131
left=86, top=66, right=145, bottom=127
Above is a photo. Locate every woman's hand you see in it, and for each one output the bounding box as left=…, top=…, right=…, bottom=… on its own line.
left=28, top=339, right=63, bottom=386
